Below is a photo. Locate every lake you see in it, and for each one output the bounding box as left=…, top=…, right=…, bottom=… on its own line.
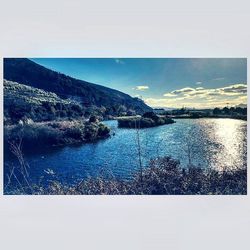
left=4, top=118, right=247, bottom=187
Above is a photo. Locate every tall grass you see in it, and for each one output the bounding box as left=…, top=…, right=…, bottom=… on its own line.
left=5, top=152, right=247, bottom=195
left=4, top=119, right=110, bottom=148
left=4, top=119, right=247, bottom=195
left=118, top=115, right=175, bottom=128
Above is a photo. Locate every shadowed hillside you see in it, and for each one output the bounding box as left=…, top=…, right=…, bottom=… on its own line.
left=4, top=58, right=152, bottom=115
left=4, top=79, right=84, bottom=124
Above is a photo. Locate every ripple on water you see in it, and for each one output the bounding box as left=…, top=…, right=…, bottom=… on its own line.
left=4, top=118, right=247, bottom=185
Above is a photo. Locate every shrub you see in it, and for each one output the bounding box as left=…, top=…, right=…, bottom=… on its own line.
left=118, top=116, right=175, bottom=128
left=5, top=156, right=246, bottom=195
left=98, top=123, right=110, bottom=136
left=5, top=119, right=110, bottom=148
left=89, top=115, right=98, bottom=123
left=142, top=111, right=158, bottom=120
left=139, top=118, right=154, bottom=128
left=65, top=126, right=85, bottom=140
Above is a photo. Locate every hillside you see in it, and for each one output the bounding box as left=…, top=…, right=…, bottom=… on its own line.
left=4, top=79, right=84, bottom=124
left=4, top=58, right=152, bottom=115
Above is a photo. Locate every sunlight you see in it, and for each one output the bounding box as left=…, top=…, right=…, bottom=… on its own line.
left=213, top=119, right=244, bottom=170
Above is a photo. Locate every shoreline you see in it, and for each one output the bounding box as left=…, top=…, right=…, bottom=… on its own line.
left=4, top=119, right=111, bottom=150
left=170, top=115, right=247, bottom=121
left=4, top=156, right=247, bottom=195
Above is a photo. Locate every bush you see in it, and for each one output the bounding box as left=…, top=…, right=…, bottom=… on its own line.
left=6, top=156, right=246, bottom=195
left=5, top=119, right=110, bottom=147
left=139, top=118, right=154, bottom=128
left=89, top=115, right=97, bottom=123
left=84, top=123, right=99, bottom=140
left=6, top=123, right=64, bottom=146
left=142, top=112, right=158, bottom=120
left=98, top=123, right=110, bottom=136
left=118, top=116, right=175, bottom=128
left=65, top=126, right=85, bottom=140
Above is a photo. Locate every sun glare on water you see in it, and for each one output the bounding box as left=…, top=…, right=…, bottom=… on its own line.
left=209, top=119, right=246, bottom=170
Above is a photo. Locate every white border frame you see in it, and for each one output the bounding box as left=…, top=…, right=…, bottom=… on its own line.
left=0, top=1, right=249, bottom=249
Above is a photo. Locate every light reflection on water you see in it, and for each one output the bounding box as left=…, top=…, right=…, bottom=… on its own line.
left=204, top=119, right=247, bottom=170
left=4, top=118, right=247, bottom=185
left=184, top=119, right=247, bottom=170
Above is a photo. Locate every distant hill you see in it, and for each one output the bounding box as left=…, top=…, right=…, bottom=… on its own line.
left=4, top=58, right=152, bottom=115
left=4, top=79, right=84, bottom=124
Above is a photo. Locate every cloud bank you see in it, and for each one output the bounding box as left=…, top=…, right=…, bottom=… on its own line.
left=145, top=83, right=247, bottom=108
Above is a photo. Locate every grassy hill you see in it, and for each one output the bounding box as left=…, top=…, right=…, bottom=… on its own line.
left=4, top=58, right=152, bottom=115
left=4, top=79, right=84, bottom=124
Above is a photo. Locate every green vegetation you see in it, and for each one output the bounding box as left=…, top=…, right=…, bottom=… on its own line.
left=3, top=59, right=247, bottom=195
left=212, top=106, right=247, bottom=120
left=4, top=58, right=152, bottom=116
left=118, top=112, right=175, bottom=128
left=5, top=156, right=246, bottom=195
left=4, top=80, right=84, bottom=124
left=4, top=119, right=110, bottom=148
left=165, top=106, right=247, bottom=120
left=4, top=79, right=151, bottom=124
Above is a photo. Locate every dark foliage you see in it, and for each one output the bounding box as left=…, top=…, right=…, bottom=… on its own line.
left=89, top=115, right=97, bottom=123
left=118, top=115, right=175, bottom=128
left=5, top=157, right=246, bottom=195
left=4, top=120, right=110, bottom=148
left=4, top=80, right=84, bottom=124
left=4, top=58, right=152, bottom=115
left=142, top=111, right=158, bottom=120
left=213, top=106, right=247, bottom=117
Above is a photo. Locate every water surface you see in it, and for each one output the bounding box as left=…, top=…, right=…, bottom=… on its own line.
left=4, top=118, right=247, bottom=186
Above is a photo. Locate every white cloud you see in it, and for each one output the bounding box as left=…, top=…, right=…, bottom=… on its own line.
left=133, top=85, right=149, bottom=91
left=145, top=96, right=246, bottom=109
left=196, top=81, right=202, bottom=85
left=220, top=84, right=247, bottom=94
left=163, top=93, right=177, bottom=97
left=147, top=83, right=247, bottom=108
left=164, top=84, right=247, bottom=99
left=171, top=87, right=195, bottom=94
left=195, top=87, right=204, bottom=90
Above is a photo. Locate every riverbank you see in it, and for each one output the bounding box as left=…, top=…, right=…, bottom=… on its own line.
left=4, top=119, right=110, bottom=148
left=5, top=156, right=247, bottom=195
left=171, top=114, right=247, bottom=121
left=4, top=118, right=247, bottom=195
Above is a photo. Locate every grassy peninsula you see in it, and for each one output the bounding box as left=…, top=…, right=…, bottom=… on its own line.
left=4, top=79, right=111, bottom=148
left=4, top=118, right=110, bottom=148
left=118, top=112, right=175, bottom=128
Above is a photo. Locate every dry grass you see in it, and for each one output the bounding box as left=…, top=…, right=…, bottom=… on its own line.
left=4, top=119, right=110, bottom=148
left=5, top=156, right=247, bottom=195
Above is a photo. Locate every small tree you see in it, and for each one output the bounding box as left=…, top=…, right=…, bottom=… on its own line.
left=213, top=107, right=221, bottom=115
left=222, top=107, right=230, bottom=115
left=89, top=115, right=97, bottom=123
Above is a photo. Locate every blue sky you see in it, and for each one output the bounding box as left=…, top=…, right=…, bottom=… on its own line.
left=30, top=58, right=247, bottom=108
